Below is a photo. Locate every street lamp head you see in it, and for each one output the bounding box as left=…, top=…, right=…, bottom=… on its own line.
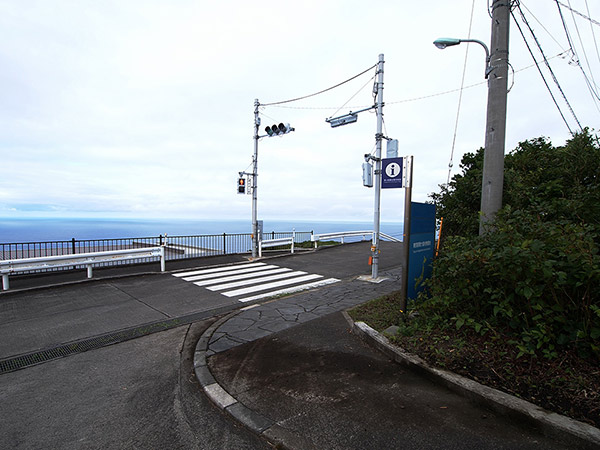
left=433, top=38, right=461, bottom=50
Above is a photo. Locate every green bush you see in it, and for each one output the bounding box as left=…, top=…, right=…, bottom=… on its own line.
left=420, top=129, right=600, bottom=360
left=422, top=211, right=600, bottom=359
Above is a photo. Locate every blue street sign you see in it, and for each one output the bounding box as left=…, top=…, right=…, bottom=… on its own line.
left=407, top=202, right=436, bottom=300
left=382, top=157, right=403, bottom=189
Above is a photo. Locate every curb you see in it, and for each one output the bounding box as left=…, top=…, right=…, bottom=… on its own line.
left=193, top=309, right=318, bottom=450
left=348, top=314, right=600, bottom=449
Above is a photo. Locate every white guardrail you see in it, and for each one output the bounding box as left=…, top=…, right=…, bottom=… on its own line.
left=311, top=230, right=401, bottom=248
left=258, top=232, right=295, bottom=258
left=0, top=247, right=165, bottom=291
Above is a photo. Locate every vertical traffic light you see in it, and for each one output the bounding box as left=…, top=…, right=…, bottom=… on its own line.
left=237, top=177, right=246, bottom=194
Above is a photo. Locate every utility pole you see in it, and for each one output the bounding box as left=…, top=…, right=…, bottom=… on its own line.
left=252, top=99, right=260, bottom=258
left=371, top=53, right=385, bottom=279
left=400, top=156, right=413, bottom=313
left=479, top=0, right=510, bottom=234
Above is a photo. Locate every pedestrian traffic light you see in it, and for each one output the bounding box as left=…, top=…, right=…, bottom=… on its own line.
left=237, top=177, right=246, bottom=194
left=265, top=123, right=294, bottom=137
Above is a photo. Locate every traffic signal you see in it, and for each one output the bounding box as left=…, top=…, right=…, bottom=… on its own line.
left=237, top=177, right=246, bottom=194
left=265, top=123, right=294, bottom=137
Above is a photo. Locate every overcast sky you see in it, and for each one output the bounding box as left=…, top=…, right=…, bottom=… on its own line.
left=1, top=0, right=599, bottom=225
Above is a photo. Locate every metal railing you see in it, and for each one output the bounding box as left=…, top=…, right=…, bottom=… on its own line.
left=0, top=231, right=314, bottom=276
left=1, top=247, right=166, bottom=291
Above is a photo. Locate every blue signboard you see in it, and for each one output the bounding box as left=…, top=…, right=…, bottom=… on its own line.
left=407, top=202, right=436, bottom=300
left=381, top=157, right=403, bottom=189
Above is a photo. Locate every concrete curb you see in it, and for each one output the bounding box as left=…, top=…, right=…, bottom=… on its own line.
left=193, top=309, right=318, bottom=450
left=348, top=314, right=600, bottom=449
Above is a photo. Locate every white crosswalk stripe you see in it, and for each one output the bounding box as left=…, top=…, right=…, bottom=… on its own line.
left=173, top=261, right=339, bottom=302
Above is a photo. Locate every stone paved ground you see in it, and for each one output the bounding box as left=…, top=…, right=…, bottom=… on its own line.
left=207, top=266, right=402, bottom=354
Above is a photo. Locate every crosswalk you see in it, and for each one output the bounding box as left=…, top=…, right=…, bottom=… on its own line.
left=173, top=262, right=340, bottom=303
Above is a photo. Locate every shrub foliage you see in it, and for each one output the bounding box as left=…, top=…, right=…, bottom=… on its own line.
left=420, top=129, right=600, bottom=359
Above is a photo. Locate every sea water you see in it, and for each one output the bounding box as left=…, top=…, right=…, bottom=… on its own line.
left=0, top=217, right=403, bottom=243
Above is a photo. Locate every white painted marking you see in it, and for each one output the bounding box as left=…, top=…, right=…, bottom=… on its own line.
left=172, top=262, right=267, bottom=278
left=182, top=265, right=279, bottom=282
left=222, top=274, right=323, bottom=297
left=191, top=267, right=291, bottom=286
left=238, top=278, right=340, bottom=302
left=205, top=271, right=307, bottom=291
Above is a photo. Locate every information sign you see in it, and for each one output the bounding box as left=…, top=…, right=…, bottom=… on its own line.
left=381, top=157, right=403, bottom=189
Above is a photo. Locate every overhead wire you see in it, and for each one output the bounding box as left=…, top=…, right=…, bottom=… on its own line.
left=512, top=4, right=582, bottom=133
left=328, top=74, right=376, bottom=119
left=446, top=0, right=476, bottom=185
left=268, top=53, right=567, bottom=111
left=261, top=64, right=377, bottom=107
left=556, top=0, right=600, bottom=27
left=585, top=0, right=600, bottom=66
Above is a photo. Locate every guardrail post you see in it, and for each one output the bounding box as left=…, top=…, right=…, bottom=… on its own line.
left=223, top=233, right=227, bottom=255
left=2, top=274, right=8, bottom=291
left=71, top=238, right=76, bottom=254
left=160, top=246, right=165, bottom=272
left=291, top=229, right=295, bottom=254
left=87, top=264, right=93, bottom=278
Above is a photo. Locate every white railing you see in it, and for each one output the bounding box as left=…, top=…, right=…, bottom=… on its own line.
left=0, top=247, right=165, bottom=291
left=379, top=232, right=402, bottom=243
left=311, top=230, right=402, bottom=248
left=258, top=231, right=295, bottom=258
left=311, top=231, right=373, bottom=248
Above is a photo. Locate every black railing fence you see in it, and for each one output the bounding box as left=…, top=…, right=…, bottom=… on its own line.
left=0, top=231, right=314, bottom=275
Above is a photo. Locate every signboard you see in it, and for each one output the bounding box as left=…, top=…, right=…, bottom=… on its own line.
left=407, top=202, right=436, bottom=300
left=381, top=157, right=403, bottom=189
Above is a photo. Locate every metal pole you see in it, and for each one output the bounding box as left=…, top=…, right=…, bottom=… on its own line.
left=371, top=53, right=385, bottom=279
left=252, top=99, right=260, bottom=257
left=479, top=0, right=510, bottom=234
left=400, top=156, right=413, bottom=312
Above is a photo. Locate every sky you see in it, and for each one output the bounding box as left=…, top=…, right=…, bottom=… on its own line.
left=1, top=0, right=599, bottom=226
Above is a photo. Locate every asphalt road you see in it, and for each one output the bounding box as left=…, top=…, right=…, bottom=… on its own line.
left=0, top=320, right=270, bottom=449
left=0, top=242, right=401, bottom=449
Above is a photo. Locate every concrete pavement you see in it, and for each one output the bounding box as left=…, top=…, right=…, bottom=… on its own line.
left=194, top=276, right=600, bottom=449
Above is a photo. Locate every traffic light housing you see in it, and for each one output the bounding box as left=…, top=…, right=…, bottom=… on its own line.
left=237, top=177, right=246, bottom=194
left=265, top=123, right=294, bottom=137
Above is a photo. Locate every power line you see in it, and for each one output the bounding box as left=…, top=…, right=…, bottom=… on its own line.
left=513, top=4, right=582, bottom=133
left=585, top=0, right=600, bottom=66
left=556, top=0, right=600, bottom=102
left=447, top=0, right=477, bottom=185
left=267, top=54, right=566, bottom=112
left=261, top=64, right=377, bottom=107
left=556, top=1, right=600, bottom=27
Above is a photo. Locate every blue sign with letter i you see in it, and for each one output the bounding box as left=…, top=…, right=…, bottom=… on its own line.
left=381, top=157, right=403, bottom=189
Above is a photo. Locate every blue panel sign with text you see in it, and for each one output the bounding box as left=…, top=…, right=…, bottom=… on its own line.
left=382, top=157, right=403, bottom=189
left=408, top=202, right=436, bottom=300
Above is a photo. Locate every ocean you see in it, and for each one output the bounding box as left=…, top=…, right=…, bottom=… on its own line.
left=0, top=217, right=403, bottom=243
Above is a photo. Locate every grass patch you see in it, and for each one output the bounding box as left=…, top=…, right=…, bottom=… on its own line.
left=348, top=290, right=405, bottom=332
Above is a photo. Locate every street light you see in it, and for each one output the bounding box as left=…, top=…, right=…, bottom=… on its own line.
left=433, top=1, right=510, bottom=235
left=433, top=38, right=492, bottom=78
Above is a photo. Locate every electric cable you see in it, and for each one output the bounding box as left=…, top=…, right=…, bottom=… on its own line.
left=556, top=0, right=600, bottom=102
left=447, top=0, right=476, bottom=185
left=261, top=64, right=377, bottom=107
left=267, top=53, right=566, bottom=111
left=585, top=0, right=600, bottom=65
left=557, top=1, right=600, bottom=27
left=513, top=4, right=582, bottom=132
left=329, top=74, right=376, bottom=120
